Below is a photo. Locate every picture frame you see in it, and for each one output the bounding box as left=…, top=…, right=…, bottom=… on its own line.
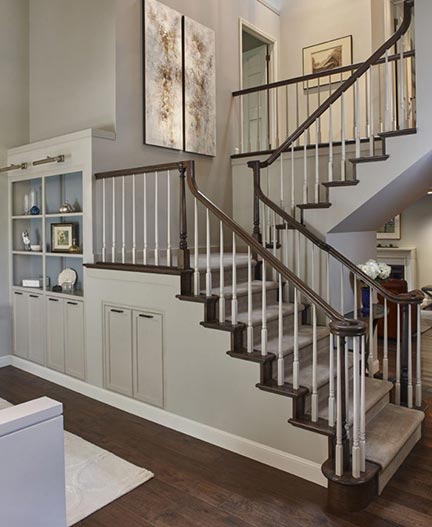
left=51, top=223, right=78, bottom=253
left=303, top=35, right=353, bottom=88
left=377, top=215, right=401, bottom=240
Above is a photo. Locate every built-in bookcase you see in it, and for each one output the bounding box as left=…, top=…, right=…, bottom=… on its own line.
left=10, top=171, right=84, bottom=299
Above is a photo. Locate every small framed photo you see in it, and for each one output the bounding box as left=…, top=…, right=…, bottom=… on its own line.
left=303, top=35, right=353, bottom=88
left=51, top=223, right=77, bottom=253
left=377, top=215, right=401, bottom=240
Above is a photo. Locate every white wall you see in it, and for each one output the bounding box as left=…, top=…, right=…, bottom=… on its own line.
left=29, top=0, right=116, bottom=142
left=0, top=0, right=29, bottom=357
left=396, top=194, right=432, bottom=289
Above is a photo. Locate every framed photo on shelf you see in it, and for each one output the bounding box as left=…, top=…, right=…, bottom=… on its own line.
left=303, top=35, right=353, bottom=88
left=377, top=215, right=401, bottom=240
left=51, top=223, right=78, bottom=253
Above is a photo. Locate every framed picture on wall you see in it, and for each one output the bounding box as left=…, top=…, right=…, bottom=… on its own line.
left=303, top=35, right=353, bottom=88
left=377, top=215, right=401, bottom=240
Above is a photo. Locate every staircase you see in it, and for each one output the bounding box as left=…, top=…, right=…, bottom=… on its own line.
left=89, top=0, right=427, bottom=512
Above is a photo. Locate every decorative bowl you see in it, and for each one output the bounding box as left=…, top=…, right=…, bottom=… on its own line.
left=30, top=245, right=42, bottom=252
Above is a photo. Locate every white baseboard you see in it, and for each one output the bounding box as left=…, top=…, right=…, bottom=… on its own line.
left=8, top=356, right=326, bottom=487
left=0, top=355, right=12, bottom=368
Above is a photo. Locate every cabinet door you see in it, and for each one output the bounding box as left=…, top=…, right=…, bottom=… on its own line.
left=28, top=293, right=45, bottom=365
left=13, top=291, right=28, bottom=359
left=64, top=300, right=85, bottom=380
left=104, top=306, right=132, bottom=396
left=133, top=311, right=164, bottom=407
left=46, top=297, right=65, bottom=372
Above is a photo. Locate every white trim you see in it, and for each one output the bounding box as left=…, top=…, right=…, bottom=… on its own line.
left=7, top=356, right=327, bottom=488
left=256, top=0, right=281, bottom=16
left=0, top=356, right=12, bottom=368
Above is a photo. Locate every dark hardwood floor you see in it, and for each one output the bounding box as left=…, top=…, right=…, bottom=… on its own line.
left=0, top=365, right=431, bottom=527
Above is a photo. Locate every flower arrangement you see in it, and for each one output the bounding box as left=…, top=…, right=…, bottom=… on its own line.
left=358, top=259, right=391, bottom=281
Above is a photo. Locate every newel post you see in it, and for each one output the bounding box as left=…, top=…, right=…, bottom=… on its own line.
left=177, top=162, right=190, bottom=271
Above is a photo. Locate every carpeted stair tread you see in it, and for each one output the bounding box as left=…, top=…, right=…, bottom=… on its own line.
left=205, top=280, right=278, bottom=298
left=284, top=350, right=353, bottom=391
left=319, top=378, right=393, bottom=423
left=366, top=404, right=424, bottom=470
left=194, top=253, right=252, bottom=271
left=229, top=302, right=304, bottom=325
left=256, top=326, right=330, bottom=357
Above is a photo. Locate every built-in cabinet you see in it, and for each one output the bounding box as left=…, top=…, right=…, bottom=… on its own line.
left=12, top=290, right=46, bottom=364
left=104, top=304, right=164, bottom=408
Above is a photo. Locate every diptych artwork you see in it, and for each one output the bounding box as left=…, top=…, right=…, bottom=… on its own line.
left=143, top=0, right=216, bottom=156
left=144, top=0, right=183, bottom=150
left=183, top=17, right=216, bottom=156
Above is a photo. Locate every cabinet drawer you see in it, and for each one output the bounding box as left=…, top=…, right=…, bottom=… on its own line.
left=64, top=300, right=85, bottom=380
left=104, top=306, right=133, bottom=396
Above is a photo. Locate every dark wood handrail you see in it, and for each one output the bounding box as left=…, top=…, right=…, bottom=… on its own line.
left=232, top=50, right=415, bottom=98
left=95, top=162, right=186, bottom=180
left=261, top=0, right=414, bottom=168
left=250, top=160, right=423, bottom=306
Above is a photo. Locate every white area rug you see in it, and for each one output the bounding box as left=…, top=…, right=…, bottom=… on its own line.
left=0, top=398, right=154, bottom=525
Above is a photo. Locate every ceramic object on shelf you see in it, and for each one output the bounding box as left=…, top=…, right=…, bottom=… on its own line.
left=30, top=245, right=41, bottom=252
left=30, top=205, right=40, bottom=215
left=69, top=238, right=81, bottom=254
left=58, top=268, right=77, bottom=287
left=59, top=200, right=75, bottom=214
left=22, top=231, right=31, bottom=251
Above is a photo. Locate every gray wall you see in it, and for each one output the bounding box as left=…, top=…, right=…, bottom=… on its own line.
left=0, top=0, right=30, bottom=357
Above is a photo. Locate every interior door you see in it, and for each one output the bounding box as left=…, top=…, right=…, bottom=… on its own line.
left=242, top=45, right=269, bottom=151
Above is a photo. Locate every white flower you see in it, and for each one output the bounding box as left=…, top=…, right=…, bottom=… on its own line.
left=377, top=262, right=391, bottom=280
left=358, top=259, right=391, bottom=281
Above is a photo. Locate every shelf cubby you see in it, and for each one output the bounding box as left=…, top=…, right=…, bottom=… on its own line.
left=12, top=253, right=44, bottom=289
left=11, top=178, right=43, bottom=217
left=45, top=254, right=84, bottom=295
left=12, top=218, right=43, bottom=253
left=45, top=172, right=83, bottom=215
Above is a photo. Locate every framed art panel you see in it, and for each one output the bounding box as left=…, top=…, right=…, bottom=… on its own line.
left=143, top=0, right=183, bottom=150
left=303, top=35, right=353, bottom=88
left=377, top=215, right=401, bottom=240
left=183, top=17, right=216, bottom=156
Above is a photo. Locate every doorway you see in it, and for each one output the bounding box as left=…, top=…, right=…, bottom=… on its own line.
left=240, top=21, right=276, bottom=152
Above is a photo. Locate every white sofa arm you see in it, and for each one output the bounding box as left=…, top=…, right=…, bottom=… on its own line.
left=0, top=397, right=63, bottom=437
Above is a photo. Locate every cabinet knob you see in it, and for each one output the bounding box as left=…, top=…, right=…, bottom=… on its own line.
left=139, top=314, right=154, bottom=319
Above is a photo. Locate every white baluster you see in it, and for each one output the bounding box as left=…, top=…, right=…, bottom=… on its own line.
left=256, top=91, right=261, bottom=151
left=396, top=303, right=401, bottom=405
left=293, top=287, right=299, bottom=390
left=306, top=80, right=311, bottom=143
left=385, top=50, right=392, bottom=131
left=354, top=275, right=358, bottom=319
left=154, top=172, right=159, bottom=265
left=303, top=136, right=308, bottom=204
left=360, top=335, right=366, bottom=472
left=143, top=173, right=148, bottom=265
left=416, top=304, right=422, bottom=407
left=280, top=154, right=284, bottom=210
left=328, top=102, right=334, bottom=183
left=193, top=198, right=200, bottom=296
left=314, top=120, right=319, bottom=204
left=383, top=298, right=389, bottom=381
left=291, top=145, right=295, bottom=216
left=369, top=67, right=375, bottom=156
left=352, top=336, right=360, bottom=478
left=340, top=264, right=344, bottom=315
left=341, top=86, right=346, bottom=181
left=167, top=171, right=171, bottom=266
left=345, top=340, right=350, bottom=440
left=296, top=83, right=300, bottom=147
left=247, top=94, right=252, bottom=153
left=285, top=85, right=289, bottom=139
left=219, top=221, right=226, bottom=323
left=102, top=178, right=106, bottom=262
left=247, top=245, right=253, bottom=353
left=328, top=333, right=335, bottom=427
left=132, top=174, right=136, bottom=264
left=231, top=233, right=238, bottom=325
left=205, top=209, right=212, bottom=296
left=121, top=176, right=126, bottom=264
left=336, top=337, right=343, bottom=477
left=408, top=305, right=413, bottom=408
left=378, top=62, right=384, bottom=133
left=365, top=71, right=369, bottom=140
left=355, top=81, right=361, bottom=158
left=261, top=262, right=268, bottom=356
left=277, top=274, right=284, bottom=385
left=399, top=39, right=405, bottom=129
left=311, top=303, right=318, bottom=422
left=112, top=178, right=116, bottom=262
left=368, top=287, right=374, bottom=376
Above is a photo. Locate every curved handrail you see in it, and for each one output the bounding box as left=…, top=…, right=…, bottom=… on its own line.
left=261, top=0, right=414, bottom=168
left=184, top=161, right=366, bottom=332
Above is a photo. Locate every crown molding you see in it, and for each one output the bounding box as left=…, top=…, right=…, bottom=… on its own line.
left=257, top=0, right=281, bottom=16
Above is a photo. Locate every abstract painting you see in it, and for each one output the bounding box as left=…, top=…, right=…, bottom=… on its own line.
left=144, top=0, right=183, bottom=150
left=303, top=36, right=352, bottom=88
left=183, top=17, right=216, bottom=156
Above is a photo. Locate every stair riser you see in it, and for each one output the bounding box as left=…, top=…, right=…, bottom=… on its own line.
left=247, top=311, right=299, bottom=347
left=198, top=264, right=254, bottom=291
left=272, top=335, right=330, bottom=379
left=222, top=288, right=278, bottom=319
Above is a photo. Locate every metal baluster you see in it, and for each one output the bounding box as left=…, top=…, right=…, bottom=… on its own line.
left=121, top=176, right=126, bottom=263
left=143, top=173, right=148, bottom=264
left=219, top=221, right=225, bottom=323
left=277, top=274, right=284, bottom=385
left=112, top=178, right=116, bottom=262
left=102, top=178, right=106, bottom=262
left=167, top=171, right=171, bottom=266
left=205, top=209, right=212, bottom=296
left=336, top=336, right=343, bottom=476
left=352, top=336, right=360, bottom=478
left=247, top=245, right=253, bottom=353
left=408, top=305, right=413, bottom=408
left=261, top=262, right=268, bottom=356
left=360, top=335, right=366, bottom=472
left=396, top=303, right=401, bottom=405
left=416, top=304, right=422, bottom=407
left=293, top=287, right=299, bottom=390
left=132, top=174, right=136, bottom=264
left=231, top=233, right=238, bottom=325
left=193, top=198, right=200, bottom=295
left=383, top=298, right=389, bottom=381
left=314, top=120, right=319, bottom=203
left=154, top=172, right=159, bottom=265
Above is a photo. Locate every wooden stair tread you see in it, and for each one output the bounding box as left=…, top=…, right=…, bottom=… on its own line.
left=378, top=127, right=417, bottom=139
left=297, top=203, right=332, bottom=210
left=349, top=155, right=389, bottom=164
left=255, top=325, right=330, bottom=357
left=365, top=403, right=424, bottom=470
left=322, top=180, right=359, bottom=188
